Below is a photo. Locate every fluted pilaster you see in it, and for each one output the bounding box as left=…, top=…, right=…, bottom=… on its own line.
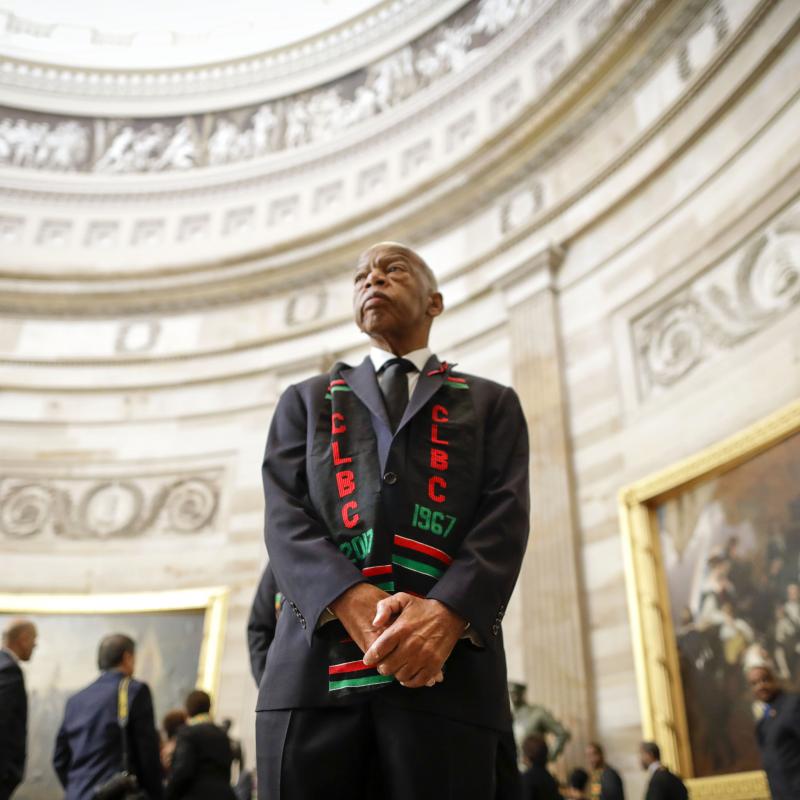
left=504, top=246, right=592, bottom=769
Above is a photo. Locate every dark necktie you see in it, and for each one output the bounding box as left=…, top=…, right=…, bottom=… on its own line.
left=378, top=357, right=416, bottom=432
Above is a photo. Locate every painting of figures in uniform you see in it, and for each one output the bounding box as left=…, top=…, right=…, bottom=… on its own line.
left=0, top=609, right=205, bottom=800
left=657, top=431, right=800, bottom=779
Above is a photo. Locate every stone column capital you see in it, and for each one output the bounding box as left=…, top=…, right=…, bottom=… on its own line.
left=498, top=243, right=566, bottom=310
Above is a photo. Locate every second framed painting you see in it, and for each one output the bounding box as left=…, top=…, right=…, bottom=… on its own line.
left=620, top=399, right=800, bottom=800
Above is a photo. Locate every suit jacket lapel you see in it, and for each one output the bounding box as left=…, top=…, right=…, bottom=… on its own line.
left=397, top=355, right=445, bottom=433
left=340, top=356, right=393, bottom=462
left=340, top=354, right=446, bottom=471
left=340, top=356, right=390, bottom=427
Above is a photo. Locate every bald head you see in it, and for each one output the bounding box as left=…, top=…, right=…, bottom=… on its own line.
left=356, top=242, right=438, bottom=293
left=2, top=618, right=37, bottom=661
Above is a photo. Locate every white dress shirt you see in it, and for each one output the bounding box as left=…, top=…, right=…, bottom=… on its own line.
left=369, top=346, right=432, bottom=400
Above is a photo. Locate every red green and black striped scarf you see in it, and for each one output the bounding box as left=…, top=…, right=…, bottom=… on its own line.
left=308, top=361, right=480, bottom=697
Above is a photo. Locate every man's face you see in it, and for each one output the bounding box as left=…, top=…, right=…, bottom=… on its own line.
left=587, top=745, right=602, bottom=770
left=748, top=667, right=779, bottom=703
left=639, top=748, right=653, bottom=771
left=17, top=626, right=37, bottom=661
left=788, top=584, right=800, bottom=602
left=352, top=246, right=441, bottom=344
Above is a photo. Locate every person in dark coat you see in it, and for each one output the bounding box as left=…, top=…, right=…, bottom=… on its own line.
left=246, top=563, right=283, bottom=687
left=53, top=633, right=163, bottom=800
left=748, top=664, right=800, bottom=800
left=165, top=690, right=236, bottom=800
left=566, top=768, right=590, bottom=799
left=258, top=242, right=530, bottom=799
left=0, top=619, right=37, bottom=800
left=587, top=741, right=624, bottom=800
left=639, top=742, right=687, bottom=800
left=520, top=734, right=560, bottom=800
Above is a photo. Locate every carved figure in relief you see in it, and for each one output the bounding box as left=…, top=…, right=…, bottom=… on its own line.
left=95, top=125, right=137, bottom=172
left=0, top=118, right=89, bottom=171
left=250, top=104, right=279, bottom=154
left=39, top=121, right=89, bottom=170
left=208, top=119, right=241, bottom=165
left=284, top=99, right=312, bottom=149
left=308, top=89, right=347, bottom=141
left=369, top=46, right=418, bottom=111
left=473, top=0, right=534, bottom=35
left=153, top=120, right=196, bottom=171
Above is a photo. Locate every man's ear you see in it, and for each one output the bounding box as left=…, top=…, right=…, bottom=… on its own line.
left=427, top=292, right=444, bottom=318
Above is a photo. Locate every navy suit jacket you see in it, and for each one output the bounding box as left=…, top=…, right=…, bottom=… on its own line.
left=644, top=767, right=688, bottom=800
left=247, top=563, right=281, bottom=687
left=756, top=691, right=800, bottom=800
left=259, top=355, right=530, bottom=730
left=53, top=671, right=163, bottom=800
left=0, top=650, right=27, bottom=800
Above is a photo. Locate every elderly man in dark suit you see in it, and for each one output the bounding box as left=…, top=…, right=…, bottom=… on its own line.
left=53, top=633, right=163, bottom=800
left=639, top=742, right=687, bottom=800
left=165, top=690, right=236, bottom=800
left=748, top=663, right=800, bottom=799
left=0, top=619, right=37, bottom=800
left=257, top=242, right=530, bottom=799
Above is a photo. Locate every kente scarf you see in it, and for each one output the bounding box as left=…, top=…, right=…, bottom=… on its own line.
left=307, top=360, right=481, bottom=697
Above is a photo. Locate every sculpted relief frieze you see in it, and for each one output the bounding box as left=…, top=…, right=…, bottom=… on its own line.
left=0, top=469, right=222, bottom=541
left=0, top=0, right=538, bottom=175
left=632, top=202, right=800, bottom=399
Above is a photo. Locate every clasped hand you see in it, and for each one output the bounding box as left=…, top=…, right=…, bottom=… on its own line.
left=330, top=584, right=465, bottom=689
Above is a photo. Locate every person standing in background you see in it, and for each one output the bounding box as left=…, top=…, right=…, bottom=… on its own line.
left=748, top=663, right=800, bottom=800
left=639, top=742, right=687, bottom=800
left=53, top=633, right=163, bottom=800
left=520, top=734, right=560, bottom=800
left=586, top=742, right=624, bottom=800
left=247, top=563, right=283, bottom=687
left=0, top=619, right=37, bottom=800
left=160, top=708, right=188, bottom=775
left=165, top=690, right=236, bottom=800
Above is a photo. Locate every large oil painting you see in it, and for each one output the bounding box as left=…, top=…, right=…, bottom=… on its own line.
left=657, top=429, right=800, bottom=779
left=620, top=400, right=800, bottom=800
left=0, top=588, right=227, bottom=800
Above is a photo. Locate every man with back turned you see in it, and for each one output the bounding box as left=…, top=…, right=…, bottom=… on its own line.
left=257, top=242, right=530, bottom=799
left=53, top=633, right=162, bottom=800
left=0, top=619, right=37, bottom=800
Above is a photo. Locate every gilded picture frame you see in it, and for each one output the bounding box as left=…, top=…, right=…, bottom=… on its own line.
left=0, top=587, right=228, bottom=800
left=619, top=399, right=800, bottom=800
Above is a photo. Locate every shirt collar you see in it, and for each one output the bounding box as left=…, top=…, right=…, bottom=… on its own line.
left=369, top=346, right=432, bottom=374
left=189, top=712, right=213, bottom=726
left=1, top=647, right=20, bottom=665
left=648, top=761, right=662, bottom=776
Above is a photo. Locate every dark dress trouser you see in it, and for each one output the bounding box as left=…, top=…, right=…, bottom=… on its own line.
left=257, top=698, right=498, bottom=800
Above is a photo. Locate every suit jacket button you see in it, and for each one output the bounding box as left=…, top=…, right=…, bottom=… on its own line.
left=383, top=472, right=398, bottom=485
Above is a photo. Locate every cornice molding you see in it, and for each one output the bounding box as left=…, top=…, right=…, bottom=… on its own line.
left=0, top=0, right=782, bottom=318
